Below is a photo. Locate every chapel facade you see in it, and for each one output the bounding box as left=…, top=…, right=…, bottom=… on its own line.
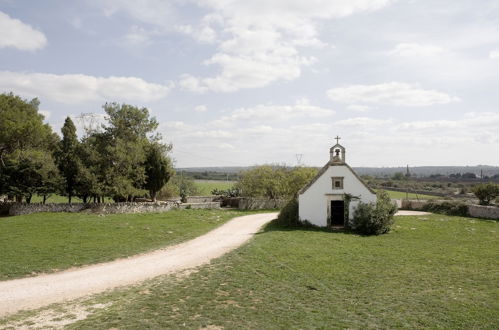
left=298, top=139, right=377, bottom=227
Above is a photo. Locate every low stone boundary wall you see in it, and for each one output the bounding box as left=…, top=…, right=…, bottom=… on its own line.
left=401, top=200, right=433, bottom=210
left=9, top=203, right=89, bottom=216
left=180, top=202, right=221, bottom=210
left=401, top=199, right=498, bottom=220
left=468, top=205, right=499, bottom=220
left=186, top=196, right=216, bottom=203
left=238, top=198, right=287, bottom=210
left=7, top=201, right=221, bottom=216
left=221, top=197, right=242, bottom=208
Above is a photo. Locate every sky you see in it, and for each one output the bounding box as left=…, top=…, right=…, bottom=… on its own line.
left=1, top=0, right=498, bottom=168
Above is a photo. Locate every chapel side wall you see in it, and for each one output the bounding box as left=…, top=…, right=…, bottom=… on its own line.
left=299, top=165, right=376, bottom=227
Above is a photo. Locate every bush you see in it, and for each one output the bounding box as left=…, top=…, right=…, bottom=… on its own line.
left=472, top=183, right=499, bottom=206
left=211, top=187, right=241, bottom=197
left=421, top=201, right=469, bottom=216
left=351, top=191, right=397, bottom=235
left=276, top=198, right=300, bottom=227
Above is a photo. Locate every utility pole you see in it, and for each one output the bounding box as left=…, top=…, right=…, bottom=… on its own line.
left=295, top=154, right=303, bottom=166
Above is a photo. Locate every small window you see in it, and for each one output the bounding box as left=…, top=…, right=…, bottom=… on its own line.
left=332, top=177, right=344, bottom=189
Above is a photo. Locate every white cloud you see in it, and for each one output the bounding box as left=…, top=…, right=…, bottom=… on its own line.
left=124, top=25, right=156, bottom=46
left=489, top=50, right=499, bottom=59
left=94, top=0, right=395, bottom=92
left=194, top=105, right=207, bottom=112
left=335, top=117, right=392, bottom=127
left=179, top=0, right=394, bottom=92
left=0, top=71, right=172, bottom=104
left=176, top=24, right=217, bottom=44
left=327, top=82, right=460, bottom=107
left=0, top=11, right=47, bottom=51
left=388, top=43, right=444, bottom=57
left=347, top=104, right=371, bottom=112
left=218, top=99, right=335, bottom=123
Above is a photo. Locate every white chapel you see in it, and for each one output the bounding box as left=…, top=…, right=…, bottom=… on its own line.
left=298, top=138, right=377, bottom=227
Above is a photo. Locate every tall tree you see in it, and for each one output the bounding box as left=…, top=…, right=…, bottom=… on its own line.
left=0, top=93, right=61, bottom=201
left=99, top=103, right=161, bottom=200
left=2, top=149, right=61, bottom=203
left=0, top=93, right=56, bottom=167
left=144, top=144, right=174, bottom=202
left=57, top=117, right=80, bottom=203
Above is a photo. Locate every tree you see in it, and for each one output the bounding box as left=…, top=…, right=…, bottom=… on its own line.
left=0, top=93, right=61, bottom=201
left=472, top=183, right=499, bottom=205
left=0, top=93, right=57, bottom=167
left=236, top=165, right=318, bottom=199
left=97, top=103, right=164, bottom=201
left=144, top=144, right=174, bottom=202
left=57, top=117, right=81, bottom=203
left=1, top=149, right=61, bottom=203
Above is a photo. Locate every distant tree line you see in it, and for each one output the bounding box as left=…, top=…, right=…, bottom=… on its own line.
left=0, top=93, right=173, bottom=203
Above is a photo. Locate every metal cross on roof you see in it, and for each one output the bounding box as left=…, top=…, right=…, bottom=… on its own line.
left=335, top=135, right=341, bottom=144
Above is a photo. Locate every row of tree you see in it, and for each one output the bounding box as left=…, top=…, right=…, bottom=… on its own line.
left=0, top=93, right=174, bottom=203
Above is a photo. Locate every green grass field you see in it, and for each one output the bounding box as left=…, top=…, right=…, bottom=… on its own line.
left=194, top=179, right=236, bottom=195
left=9, top=213, right=496, bottom=328
left=378, top=189, right=440, bottom=200
left=0, top=209, right=259, bottom=280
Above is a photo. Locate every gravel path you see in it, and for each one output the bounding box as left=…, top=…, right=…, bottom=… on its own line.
left=0, top=212, right=278, bottom=317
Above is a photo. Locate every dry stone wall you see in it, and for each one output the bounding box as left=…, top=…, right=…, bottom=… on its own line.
left=401, top=199, right=499, bottom=220
left=186, top=196, right=217, bottom=203
left=468, top=205, right=499, bottom=220
left=8, top=201, right=220, bottom=216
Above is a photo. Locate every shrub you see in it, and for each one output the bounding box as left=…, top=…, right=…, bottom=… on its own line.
left=351, top=190, right=397, bottom=235
left=421, top=201, right=469, bottom=217
left=211, top=187, right=241, bottom=197
left=472, top=183, right=499, bottom=206
left=276, top=198, right=300, bottom=227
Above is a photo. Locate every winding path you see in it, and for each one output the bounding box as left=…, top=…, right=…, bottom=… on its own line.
left=0, top=212, right=278, bottom=317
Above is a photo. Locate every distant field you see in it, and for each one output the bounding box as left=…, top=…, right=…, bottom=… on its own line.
left=194, top=180, right=236, bottom=195
left=28, top=195, right=83, bottom=203
left=377, top=189, right=440, bottom=200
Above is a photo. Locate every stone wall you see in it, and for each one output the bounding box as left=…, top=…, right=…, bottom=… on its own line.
left=238, top=198, right=287, bottom=210
left=7, top=201, right=221, bottom=216
left=401, top=199, right=499, bottom=220
left=468, top=205, right=499, bottom=220
left=9, top=203, right=89, bottom=216
left=221, top=197, right=242, bottom=208
left=186, top=196, right=216, bottom=203
left=400, top=200, right=433, bottom=210
left=179, top=202, right=221, bottom=210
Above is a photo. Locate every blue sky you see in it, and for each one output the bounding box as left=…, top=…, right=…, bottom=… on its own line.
left=1, top=0, right=498, bottom=167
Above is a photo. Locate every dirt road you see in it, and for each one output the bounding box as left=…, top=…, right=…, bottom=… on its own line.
left=0, top=212, right=278, bottom=317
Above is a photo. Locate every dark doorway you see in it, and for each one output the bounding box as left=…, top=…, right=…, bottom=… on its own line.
left=330, top=201, right=345, bottom=226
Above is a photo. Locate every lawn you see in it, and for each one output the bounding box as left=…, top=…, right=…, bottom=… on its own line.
left=17, top=213, right=497, bottom=329
left=194, top=179, right=236, bottom=195
left=0, top=209, right=259, bottom=280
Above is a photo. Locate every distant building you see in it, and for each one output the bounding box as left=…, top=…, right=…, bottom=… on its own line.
left=298, top=140, right=376, bottom=227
